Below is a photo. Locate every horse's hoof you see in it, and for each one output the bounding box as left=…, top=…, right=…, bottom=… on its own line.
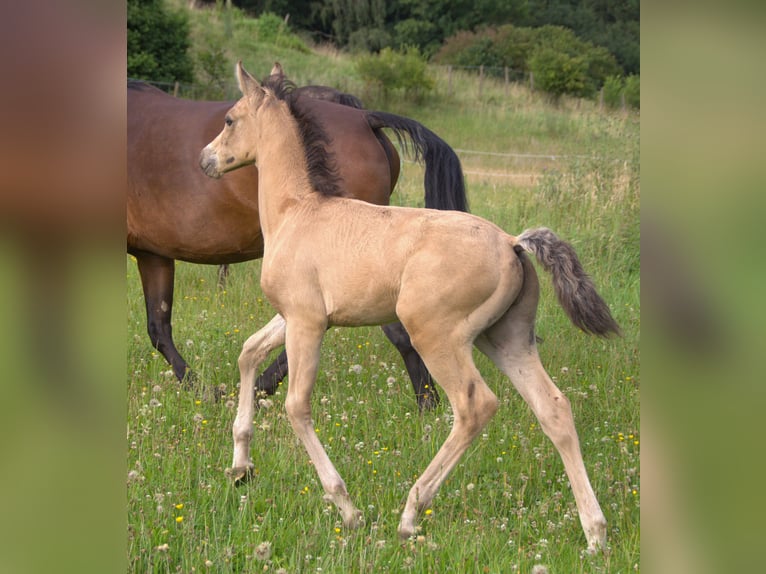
left=225, top=465, right=255, bottom=484
left=343, top=509, right=364, bottom=530
left=417, top=393, right=440, bottom=411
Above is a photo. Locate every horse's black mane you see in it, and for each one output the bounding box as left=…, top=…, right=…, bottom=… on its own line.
left=261, top=74, right=346, bottom=198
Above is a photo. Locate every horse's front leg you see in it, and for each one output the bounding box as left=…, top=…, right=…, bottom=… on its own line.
left=284, top=319, right=363, bottom=529
left=134, top=251, right=189, bottom=382
left=228, top=314, right=286, bottom=482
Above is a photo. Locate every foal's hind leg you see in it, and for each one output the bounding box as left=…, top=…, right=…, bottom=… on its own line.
left=229, top=314, right=286, bottom=482
left=397, top=336, right=499, bottom=539
left=476, top=320, right=607, bottom=553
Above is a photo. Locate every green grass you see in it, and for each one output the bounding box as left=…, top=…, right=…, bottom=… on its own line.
left=129, top=5, right=639, bottom=572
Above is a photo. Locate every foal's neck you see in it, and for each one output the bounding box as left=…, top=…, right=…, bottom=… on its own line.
left=255, top=105, right=314, bottom=238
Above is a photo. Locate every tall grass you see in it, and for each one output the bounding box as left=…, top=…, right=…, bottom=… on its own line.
left=129, top=4, right=639, bottom=572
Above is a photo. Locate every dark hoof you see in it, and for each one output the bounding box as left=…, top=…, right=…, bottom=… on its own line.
left=225, top=465, right=255, bottom=484
left=417, top=392, right=440, bottom=411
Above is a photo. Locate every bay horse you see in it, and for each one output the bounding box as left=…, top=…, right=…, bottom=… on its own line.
left=199, top=62, right=620, bottom=552
left=128, top=65, right=467, bottom=408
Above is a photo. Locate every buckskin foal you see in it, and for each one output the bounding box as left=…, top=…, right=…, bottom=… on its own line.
left=199, top=62, right=619, bottom=553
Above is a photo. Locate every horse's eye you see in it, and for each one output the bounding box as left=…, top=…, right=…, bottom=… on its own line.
left=225, top=116, right=233, bottom=127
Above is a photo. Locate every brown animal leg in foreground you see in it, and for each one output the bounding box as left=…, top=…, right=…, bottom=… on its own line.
left=134, top=251, right=190, bottom=382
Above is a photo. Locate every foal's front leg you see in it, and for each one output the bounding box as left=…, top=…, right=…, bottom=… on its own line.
left=284, top=319, right=363, bottom=529
left=229, top=314, right=286, bottom=482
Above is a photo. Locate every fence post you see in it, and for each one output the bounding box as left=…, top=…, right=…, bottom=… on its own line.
left=599, top=87, right=604, bottom=110
left=504, top=66, right=509, bottom=97
left=529, top=71, right=534, bottom=92
left=479, top=65, right=484, bottom=98
left=173, top=81, right=180, bottom=97
left=447, top=65, right=452, bottom=96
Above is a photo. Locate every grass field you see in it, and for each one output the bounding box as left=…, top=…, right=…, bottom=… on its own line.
left=128, top=7, right=639, bottom=572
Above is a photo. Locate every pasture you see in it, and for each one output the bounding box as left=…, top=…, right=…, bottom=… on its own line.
left=127, top=76, right=639, bottom=572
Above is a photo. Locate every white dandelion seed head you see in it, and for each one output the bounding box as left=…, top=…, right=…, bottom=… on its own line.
left=254, top=541, right=272, bottom=561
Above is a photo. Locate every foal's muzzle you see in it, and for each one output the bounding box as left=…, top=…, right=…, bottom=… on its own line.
left=199, top=147, right=222, bottom=179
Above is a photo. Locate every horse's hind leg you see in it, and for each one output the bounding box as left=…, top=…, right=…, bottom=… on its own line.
left=381, top=322, right=440, bottom=410
left=134, top=251, right=189, bottom=383
left=254, top=349, right=289, bottom=395
left=217, top=264, right=230, bottom=289
left=476, top=310, right=607, bottom=552
left=229, top=314, right=286, bottom=482
left=397, top=335, right=498, bottom=539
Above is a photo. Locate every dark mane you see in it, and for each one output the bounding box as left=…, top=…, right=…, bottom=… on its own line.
left=262, top=75, right=345, bottom=198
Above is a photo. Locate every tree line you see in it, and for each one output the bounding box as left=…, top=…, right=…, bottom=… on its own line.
left=223, top=0, right=638, bottom=76
left=129, top=0, right=638, bottom=106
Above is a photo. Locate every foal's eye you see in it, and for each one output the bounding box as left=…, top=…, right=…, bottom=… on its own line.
left=225, top=116, right=233, bottom=127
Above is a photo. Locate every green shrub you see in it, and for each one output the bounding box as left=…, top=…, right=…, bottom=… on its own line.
left=252, top=11, right=310, bottom=53
left=601, top=74, right=640, bottom=110
left=128, top=0, right=194, bottom=83
left=624, top=74, right=640, bottom=109
left=355, top=47, right=434, bottom=102
left=436, top=23, right=620, bottom=100
left=602, top=75, right=624, bottom=108
left=529, top=46, right=588, bottom=100
left=530, top=26, right=619, bottom=98
left=255, top=11, right=284, bottom=42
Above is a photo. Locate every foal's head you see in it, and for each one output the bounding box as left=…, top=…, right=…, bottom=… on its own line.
left=200, top=61, right=344, bottom=198
left=199, top=61, right=290, bottom=179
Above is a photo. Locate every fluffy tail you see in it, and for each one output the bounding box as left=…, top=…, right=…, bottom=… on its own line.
left=365, top=111, right=468, bottom=212
left=516, top=228, right=620, bottom=337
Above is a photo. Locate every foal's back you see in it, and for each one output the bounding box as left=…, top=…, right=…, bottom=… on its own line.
left=261, top=195, right=522, bottom=331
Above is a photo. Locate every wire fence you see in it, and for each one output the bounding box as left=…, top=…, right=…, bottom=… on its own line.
left=129, top=63, right=633, bottom=108
left=131, top=60, right=634, bottom=111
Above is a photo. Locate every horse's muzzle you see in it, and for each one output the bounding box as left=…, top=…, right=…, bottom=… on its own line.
left=199, top=147, right=222, bottom=179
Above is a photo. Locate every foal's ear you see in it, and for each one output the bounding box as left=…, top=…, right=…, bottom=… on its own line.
left=270, top=62, right=284, bottom=79
left=236, top=61, right=263, bottom=98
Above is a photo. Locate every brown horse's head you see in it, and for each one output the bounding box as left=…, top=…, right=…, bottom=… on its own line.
left=200, top=61, right=273, bottom=178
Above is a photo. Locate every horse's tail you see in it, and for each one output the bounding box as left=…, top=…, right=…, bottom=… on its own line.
left=365, top=111, right=468, bottom=212
left=516, top=228, right=620, bottom=337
